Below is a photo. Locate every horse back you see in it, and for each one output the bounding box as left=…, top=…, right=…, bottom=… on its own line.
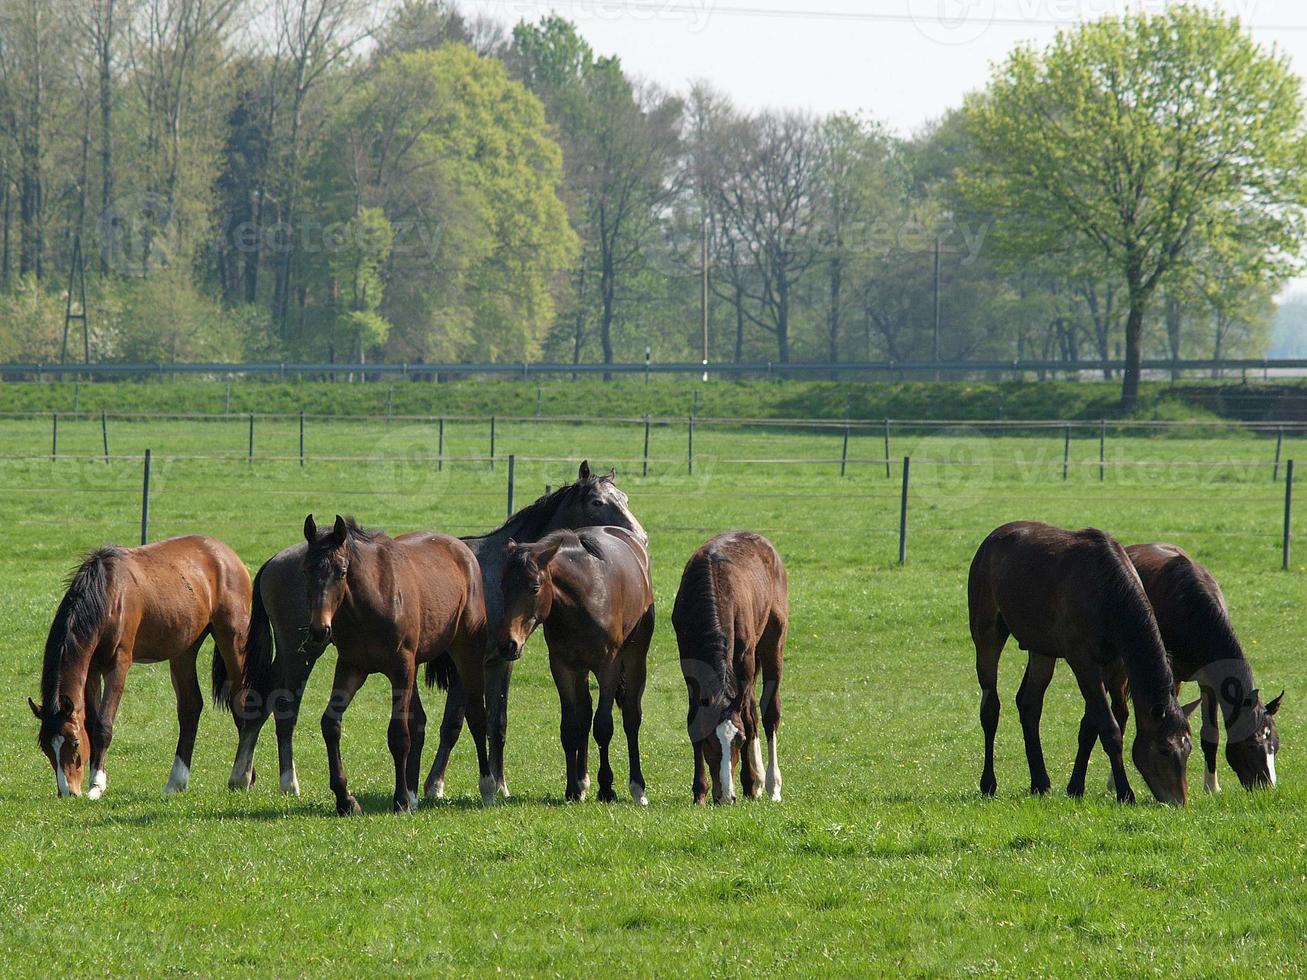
left=673, top=531, right=786, bottom=661
left=1126, top=542, right=1240, bottom=677
left=392, top=531, right=487, bottom=658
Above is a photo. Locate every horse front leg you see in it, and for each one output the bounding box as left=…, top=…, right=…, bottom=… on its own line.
left=692, top=740, right=709, bottom=805
left=484, top=659, right=516, bottom=799
left=166, top=646, right=204, bottom=795
left=1068, top=661, right=1133, bottom=803
left=87, top=657, right=130, bottom=800
left=388, top=661, right=417, bottom=813
left=457, top=662, right=496, bottom=806
left=321, top=660, right=368, bottom=816
left=271, top=641, right=323, bottom=796
left=1016, top=653, right=1056, bottom=795
left=1200, top=687, right=1222, bottom=793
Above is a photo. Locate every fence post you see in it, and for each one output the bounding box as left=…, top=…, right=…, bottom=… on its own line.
left=225, top=382, right=231, bottom=418
left=1099, top=420, right=1106, bottom=482
left=490, top=415, right=496, bottom=471
left=643, top=415, right=651, bottom=478
left=141, top=449, right=152, bottom=546
left=1062, top=425, right=1070, bottom=481
left=387, top=386, right=393, bottom=421
left=51, top=412, right=58, bottom=461
left=1284, top=460, right=1295, bottom=571
left=1274, top=428, right=1284, bottom=482
left=248, top=412, right=255, bottom=464
left=688, top=416, right=695, bottom=476
left=840, top=423, right=850, bottom=478
left=73, top=382, right=80, bottom=416
left=101, top=411, right=109, bottom=464
left=883, top=419, right=892, bottom=479
left=898, top=457, right=911, bottom=565
left=507, top=454, right=516, bottom=519
left=299, top=413, right=305, bottom=467
left=438, top=417, right=445, bottom=472
left=536, top=386, right=543, bottom=418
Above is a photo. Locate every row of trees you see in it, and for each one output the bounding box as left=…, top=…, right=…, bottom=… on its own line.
left=2, top=2, right=1305, bottom=405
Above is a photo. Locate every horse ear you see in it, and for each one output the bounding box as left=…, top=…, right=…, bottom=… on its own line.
left=332, top=515, right=349, bottom=547
left=578, top=460, right=592, bottom=481
left=1267, top=690, right=1285, bottom=716
left=534, top=539, right=563, bottom=568
left=1181, top=698, right=1202, bottom=719
left=606, top=467, right=616, bottom=482
left=27, top=697, right=42, bottom=719
left=304, top=514, right=317, bottom=543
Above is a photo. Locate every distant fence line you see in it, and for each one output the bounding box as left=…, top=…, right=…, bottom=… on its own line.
left=6, top=356, right=1307, bottom=382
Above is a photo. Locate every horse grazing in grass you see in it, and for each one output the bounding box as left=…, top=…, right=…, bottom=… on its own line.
left=498, top=527, right=654, bottom=803
left=28, top=536, right=251, bottom=798
left=1108, top=543, right=1283, bottom=792
left=301, top=515, right=489, bottom=815
left=970, top=522, right=1195, bottom=805
left=224, top=461, right=646, bottom=800
left=672, top=532, right=787, bottom=805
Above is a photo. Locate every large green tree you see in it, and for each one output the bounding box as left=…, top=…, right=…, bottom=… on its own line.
left=962, top=6, right=1307, bottom=409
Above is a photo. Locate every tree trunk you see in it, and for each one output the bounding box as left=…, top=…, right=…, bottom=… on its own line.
left=600, top=245, right=615, bottom=383
left=777, top=275, right=790, bottom=365
left=97, top=0, right=114, bottom=276
left=1121, top=300, right=1145, bottom=413
left=733, top=280, right=745, bottom=363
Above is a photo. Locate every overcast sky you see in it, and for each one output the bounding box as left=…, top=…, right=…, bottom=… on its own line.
left=466, top=0, right=1305, bottom=136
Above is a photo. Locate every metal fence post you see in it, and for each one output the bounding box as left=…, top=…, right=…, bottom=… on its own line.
left=51, top=412, right=58, bottom=461
left=299, top=413, right=305, bottom=467
left=840, top=423, right=850, bottom=478
left=898, top=457, right=911, bottom=565
left=438, top=417, right=445, bottom=472
left=1099, top=420, right=1106, bottom=482
left=1062, top=425, right=1070, bottom=481
left=248, top=412, right=255, bottom=464
left=1284, top=459, right=1295, bottom=571
left=101, top=411, right=110, bottom=463
left=490, top=415, right=496, bottom=471
left=141, top=449, right=152, bottom=545
left=1274, top=428, right=1284, bottom=482
left=643, top=415, right=651, bottom=478
left=507, top=454, right=516, bottom=518
left=688, top=416, right=695, bottom=476
left=883, top=419, right=892, bottom=479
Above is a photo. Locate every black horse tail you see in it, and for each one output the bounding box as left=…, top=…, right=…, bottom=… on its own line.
left=425, top=651, right=456, bottom=691
left=215, top=560, right=274, bottom=711
left=40, top=548, right=119, bottom=720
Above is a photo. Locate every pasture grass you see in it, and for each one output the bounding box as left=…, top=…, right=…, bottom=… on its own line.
left=1, top=413, right=1304, bottom=976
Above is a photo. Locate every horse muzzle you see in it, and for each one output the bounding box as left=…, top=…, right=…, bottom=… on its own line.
left=307, top=623, right=332, bottom=644
left=497, top=640, right=522, bottom=663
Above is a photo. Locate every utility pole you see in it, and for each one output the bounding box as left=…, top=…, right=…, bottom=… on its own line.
left=61, top=234, right=90, bottom=369
left=932, top=234, right=941, bottom=364
left=701, top=207, right=709, bottom=382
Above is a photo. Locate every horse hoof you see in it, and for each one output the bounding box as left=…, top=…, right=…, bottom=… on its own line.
left=392, top=798, right=414, bottom=814
left=598, top=786, right=617, bottom=804
left=280, top=769, right=301, bottom=796
left=425, top=779, right=445, bottom=801
left=1066, top=784, right=1086, bottom=799
left=337, top=796, right=362, bottom=817
left=1030, top=782, right=1051, bottom=796
left=979, top=778, right=997, bottom=797
left=629, top=781, right=648, bottom=806
left=565, top=787, right=584, bottom=803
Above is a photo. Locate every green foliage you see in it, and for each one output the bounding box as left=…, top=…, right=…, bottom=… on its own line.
left=0, top=276, right=66, bottom=362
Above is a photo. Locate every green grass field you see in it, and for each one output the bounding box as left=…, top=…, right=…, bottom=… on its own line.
left=2, top=404, right=1304, bottom=975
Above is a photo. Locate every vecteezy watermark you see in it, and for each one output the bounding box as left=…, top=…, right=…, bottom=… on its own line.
left=98, top=192, right=181, bottom=276
left=907, top=0, right=996, bottom=46
left=480, top=0, right=717, bottom=34
left=364, top=424, right=454, bottom=501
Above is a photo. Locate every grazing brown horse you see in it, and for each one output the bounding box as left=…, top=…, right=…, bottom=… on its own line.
left=672, top=532, right=787, bottom=805
left=1105, top=544, right=1283, bottom=792
left=970, top=522, right=1195, bottom=805
left=499, top=527, right=654, bottom=803
left=300, top=515, right=489, bottom=815
left=28, top=536, right=251, bottom=798
left=224, top=462, right=646, bottom=800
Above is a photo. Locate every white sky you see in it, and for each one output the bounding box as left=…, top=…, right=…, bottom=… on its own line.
left=464, top=0, right=1302, bottom=135
left=462, top=0, right=1307, bottom=296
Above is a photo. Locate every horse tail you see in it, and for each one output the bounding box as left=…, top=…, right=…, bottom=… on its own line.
left=226, top=560, right=275, bottom=706
left=677, top=553, right=736, bottom=703
left=425, top=652, right=456, bottom=691
left=40, top=548, right=119, bottom=716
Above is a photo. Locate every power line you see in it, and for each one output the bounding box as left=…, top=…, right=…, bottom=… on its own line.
left=463, top=1, right=1307, bottom=34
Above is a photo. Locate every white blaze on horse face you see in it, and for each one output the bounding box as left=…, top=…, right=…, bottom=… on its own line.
left=281, top=764, right=300, bottom=796
left=164, top=756, right=190, bottom=794
left=51, top=736, right=70, bottom=797
left=766, top=732, right=782, bottom=802
left=87, top=768, right=107, bottom=800
left=715, top=719, right=738, bottom=803
left=1267, top=750, right=1277, bottom=787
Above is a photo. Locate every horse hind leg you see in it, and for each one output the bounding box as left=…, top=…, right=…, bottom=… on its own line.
left=407, top=681, right=427, bottom=808
left=1200, top=687, right=1221, bottom=793
left=166, top=643, right=205, bottom=795
left=620, top=630, right=651, bottom=806
left=1015, top=652, right=1056, bottom=795
left=424, top=668, right=466, bottom=801
left=972, top=611, right=1008, bottom=797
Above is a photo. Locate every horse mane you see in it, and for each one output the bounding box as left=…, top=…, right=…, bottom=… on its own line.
left=1089, top=533, right=1179, bottom=724
left=1158, top=554, right=1243, bottom=668
left=470, top=476, right=607, bottom=544
left=677, top=550, right=737, bottom=702
left=39, top=547, right=120, bottom=733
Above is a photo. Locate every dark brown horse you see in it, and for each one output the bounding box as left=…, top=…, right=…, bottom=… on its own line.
left=498, top=527, right=654, bottom=803
left=672, top=532, right=787, bottom=805
left=1107, top=543, right=1283, bottom=792
left=224, top=462, right=646, bottom=800
left=29, top=536, right=251, bottom=798
left=301, top=515, right=489, bottom=815
left=970, top=522, right=1195, bottom=805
